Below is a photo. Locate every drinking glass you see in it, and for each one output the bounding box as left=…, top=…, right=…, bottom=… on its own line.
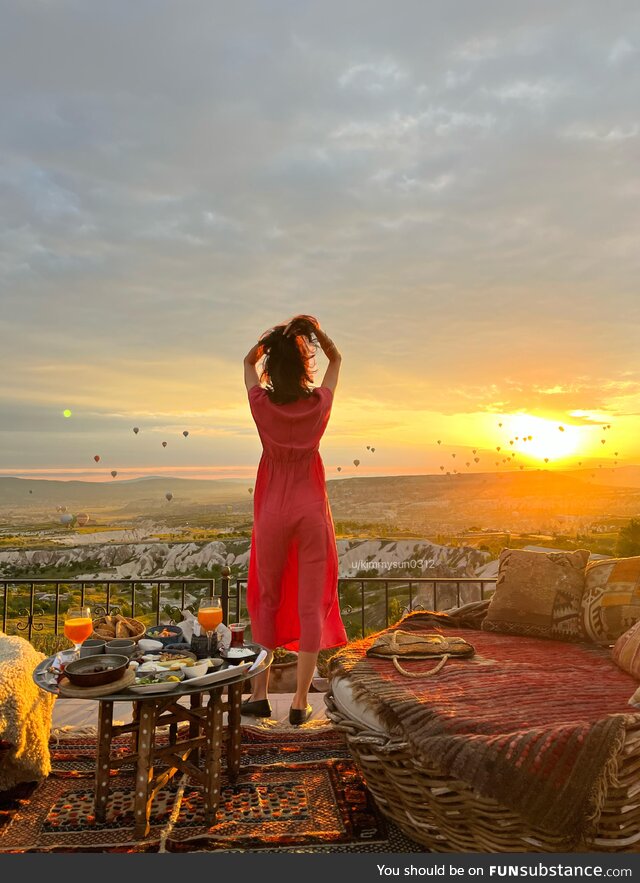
left=64, top=606, right=93, bottom=659
left=229, top=623, right=245, bottom=648
left=198, top=597, right=223, bottom=657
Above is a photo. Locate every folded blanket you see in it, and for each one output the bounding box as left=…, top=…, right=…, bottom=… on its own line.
left=329, top=605, right=640, bottom=846
left=0, top=634, right=54, bottom=791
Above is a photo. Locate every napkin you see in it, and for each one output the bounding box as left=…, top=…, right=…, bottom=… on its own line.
left=176, top=608, right=231, bottom=651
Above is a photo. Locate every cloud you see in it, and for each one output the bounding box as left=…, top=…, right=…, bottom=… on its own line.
left=1, top=0, right=640, bottom=470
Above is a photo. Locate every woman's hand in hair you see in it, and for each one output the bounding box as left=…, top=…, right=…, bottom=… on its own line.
left=244, top=342, right=264, bottom=366
left=283, top=316, right=319, bottom=339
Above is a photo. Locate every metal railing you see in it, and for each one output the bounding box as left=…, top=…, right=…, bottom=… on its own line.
left=0, top=577, right=216, bottom=640
left=0, top=570, right=496, bottom=641
left=229, top=574, right=496, bottom=638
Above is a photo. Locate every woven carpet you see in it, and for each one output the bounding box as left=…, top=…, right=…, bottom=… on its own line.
left=0, top=726, right=426, bottom=853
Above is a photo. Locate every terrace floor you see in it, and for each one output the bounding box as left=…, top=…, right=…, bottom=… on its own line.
left=52, top=689, right=329, bottom=731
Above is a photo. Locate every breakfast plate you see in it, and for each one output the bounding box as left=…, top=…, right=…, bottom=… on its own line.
left=128, top=679, right=182, bottom=695
left=179, top=661, right=253, bottom=687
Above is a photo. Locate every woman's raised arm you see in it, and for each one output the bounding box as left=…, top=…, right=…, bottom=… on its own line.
left=315, top=327, right=342, bottom=395
left=243, top=342, right=263, bottom=392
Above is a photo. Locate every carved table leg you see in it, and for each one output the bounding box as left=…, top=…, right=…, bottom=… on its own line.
left=204, top=688, right=223, bottom=826
left=227, top=681, right=243, bottom=782
left=134, top=700, right=157, bottom=839
left=95, top=700, right=113, bottom=822
left=190, top=692, right=202, bottom=767
left=131, top=700, right=140, bottom=754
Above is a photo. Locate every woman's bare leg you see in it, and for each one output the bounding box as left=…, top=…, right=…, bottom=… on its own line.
left=248, top=665, right=270, bottom=701
left=291, top=650, right=317, bottom=710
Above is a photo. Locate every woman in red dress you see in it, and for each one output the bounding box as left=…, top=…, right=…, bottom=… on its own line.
left=243, top=315, right=347, bottom=725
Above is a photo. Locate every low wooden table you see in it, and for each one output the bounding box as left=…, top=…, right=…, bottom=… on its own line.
left=34, top=651, right=272, bottom=838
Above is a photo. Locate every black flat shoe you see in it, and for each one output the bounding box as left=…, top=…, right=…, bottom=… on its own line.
left=240, top=699, right=272, bottom=717
left=289, top=704, right=312, bottom=726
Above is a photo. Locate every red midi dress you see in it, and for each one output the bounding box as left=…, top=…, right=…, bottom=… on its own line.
left=246, top=384, right=347, bottom=653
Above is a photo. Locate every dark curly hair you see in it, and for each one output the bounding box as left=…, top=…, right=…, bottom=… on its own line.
left=259, top=315, right=319, bottom=404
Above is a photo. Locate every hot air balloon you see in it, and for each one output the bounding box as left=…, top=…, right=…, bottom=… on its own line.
left=509, top=440, right=514, bottom=445
left=451, top=453, right=456, bottom=458
left=601, top=439, right=606, bottom=445
left=559, top=426, right=565, bottom=432
left=111, top=470, right=117, bottom=478
left=496, top=446, right=501, bottom=452
left=337, top=466, right=342, bottom=472
left=437, top=440, right=441, bottom=445
left=366, top=446, right=370, bottom=450
left=615, top=451, right=619, bottom=456
left=440, top=466, right=445, bottom=471
left=162, top=441, right=168, bottom=448
left=133, top=427, right=140, bottom=434
left=59, top=513, right=74, bottom=526
left=578, top=461, right=582, bottom=466
left=371, top=447, right=375, bottom=453
left=29, top=489, right=33, bottom=494
left=248, top=487, right=253, bottom=495
left=474, top=457, right=479, bottom=463
left=498, top=422, right=503, bottom=428
left=93, top=455, right=100, bottom=462
left=183, top=430, right=189, bottom=438
left=76, top=513, right=90, bottom=527
left=472, top=449, right=477, bottom=454
left=520, top=465, right=524, bottom=470
left=466, top=462, right=471, bottom=467
left=528, top=436, right=532, bottom=440
left=353, top=459, right=360, bottom=467
left=544, top=458, right=549, bottom=463
left=165, top=492, right=173, bottom=502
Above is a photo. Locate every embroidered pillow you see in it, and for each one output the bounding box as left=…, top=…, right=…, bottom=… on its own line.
left=581, top=556, right=640, bottom=644
left=612, top=619, right=640, bottom=679
left=482, top=548, right=589, bottom=641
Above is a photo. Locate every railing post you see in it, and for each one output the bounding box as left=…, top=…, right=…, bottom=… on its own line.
left=220, top=566, right=230, bottom=624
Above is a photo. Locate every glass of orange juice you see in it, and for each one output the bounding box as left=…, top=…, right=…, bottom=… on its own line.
left=64, top=607, right=93, bottom=658
left=198, top=597, right=223, bottom=657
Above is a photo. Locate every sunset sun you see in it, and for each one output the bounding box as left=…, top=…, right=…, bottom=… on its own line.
left=506, top=416, right=582, bottom=463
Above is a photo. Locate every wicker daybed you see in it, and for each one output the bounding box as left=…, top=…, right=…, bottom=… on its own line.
left=326, top=607, right=640, bottom=853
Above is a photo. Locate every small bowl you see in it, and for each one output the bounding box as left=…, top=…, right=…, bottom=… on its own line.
left=221, top=644, right=259, bottom=666
left=105, top=639, right=136, bottom=658
left=145, top=624, right=184, bottom=646
left=138, top=638, right=163, bottom=654
left=180, top=661, right=210, bottom=679
left=80, top=638, right=106, bottom=658
left=158, top=647, right=197, bottom=662
left=64, top=654, right=129, bottom=688
left=164, top=642, right=192, bottom=653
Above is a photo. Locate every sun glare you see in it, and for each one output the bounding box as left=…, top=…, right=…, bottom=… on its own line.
left=506, top=415, right=581, bottom=462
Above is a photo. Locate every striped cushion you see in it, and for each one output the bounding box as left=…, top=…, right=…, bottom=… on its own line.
left=581, top=557, right=640, bottom=644
left=612, top=620, right=640, bottom=679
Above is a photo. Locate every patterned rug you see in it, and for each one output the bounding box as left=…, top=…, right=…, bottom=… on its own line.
left=0, top=726, right=426, bottom=853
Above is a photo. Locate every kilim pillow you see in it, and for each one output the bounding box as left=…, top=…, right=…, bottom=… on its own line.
left=482, top=548, right=590, bottom=641
left=612, top=619, right=640, bottom=679
left=581, top=556, right=640, bottom=645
